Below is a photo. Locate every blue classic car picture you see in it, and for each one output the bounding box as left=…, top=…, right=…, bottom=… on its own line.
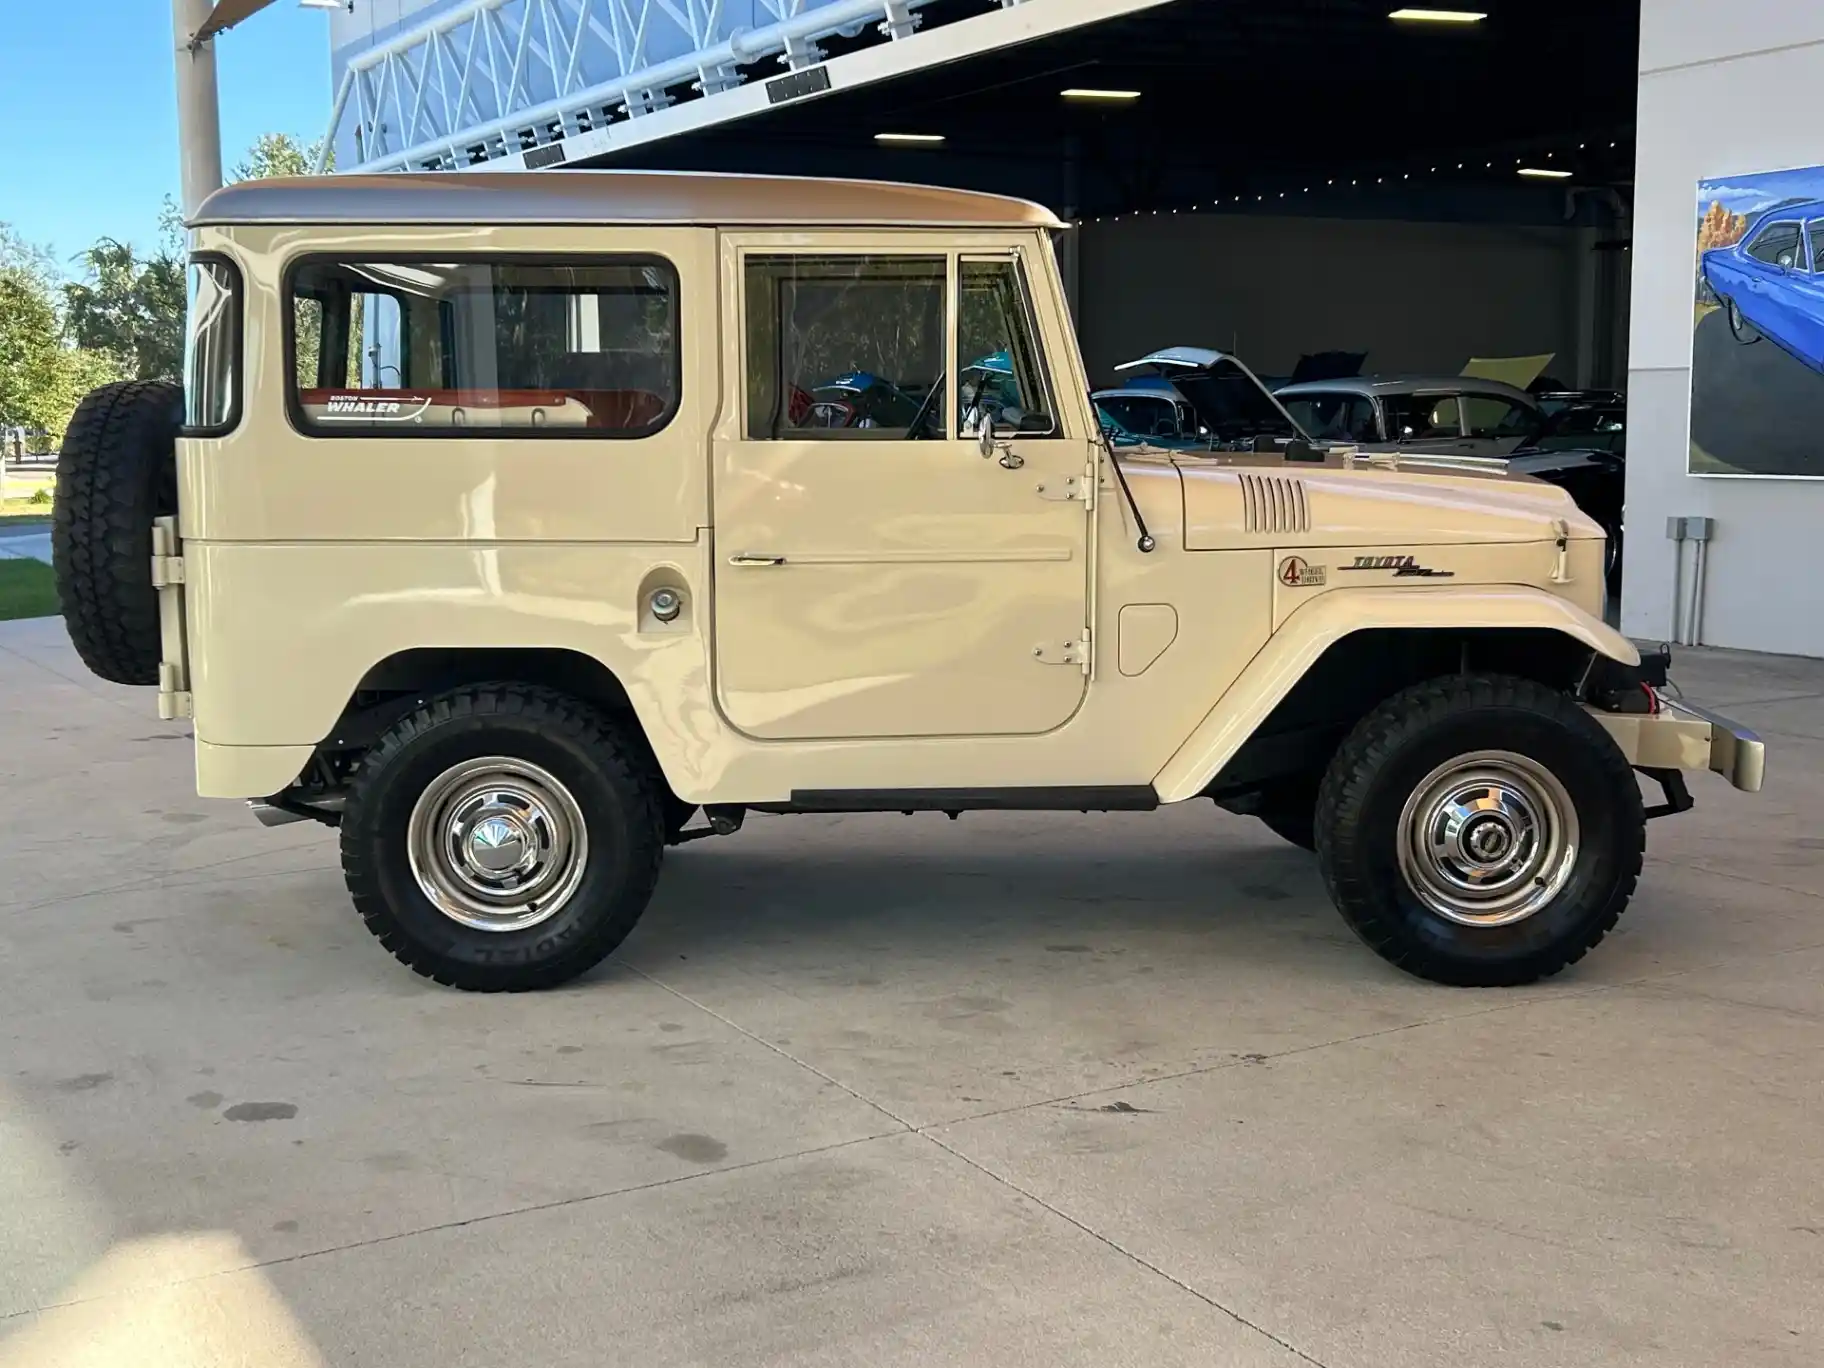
left=1700, top=201, right=1824, bottom=373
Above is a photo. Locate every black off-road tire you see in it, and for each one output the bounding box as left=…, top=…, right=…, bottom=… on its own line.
left=662, top=795, right=699, bottom=845
left=52, top=380, right=183, bottom=685
left=340, top=684, right=665, bottom=992
left=1255, top=777, right=1319, bottom=852
left=1315, top=674, right=1644, bottom=987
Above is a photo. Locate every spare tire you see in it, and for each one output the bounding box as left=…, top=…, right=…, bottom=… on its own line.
left=52, top=380, right=183, bottom=686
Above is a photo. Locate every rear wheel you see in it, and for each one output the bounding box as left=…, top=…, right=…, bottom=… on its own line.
left=340, top=684, right=664, bottom=991
left=1725, top=297, right=1762, bottom=344
left=1315, top=675, right=1643, bottom=987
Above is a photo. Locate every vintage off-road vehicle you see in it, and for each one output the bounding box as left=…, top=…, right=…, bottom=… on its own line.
left=54, top=171, right=1764, bottom=992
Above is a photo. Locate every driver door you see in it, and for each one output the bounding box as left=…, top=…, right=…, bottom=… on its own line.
left=711, top=238, right=1092, bottom=741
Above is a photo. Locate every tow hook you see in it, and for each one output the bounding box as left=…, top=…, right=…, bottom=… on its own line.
left=1638, top=767, right=1695, bottom=820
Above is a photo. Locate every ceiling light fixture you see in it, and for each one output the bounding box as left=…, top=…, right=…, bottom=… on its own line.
left=1389, top=8, right=1487, bottom=21
left=1518, top=167, right=1572, bottom=179
left=874, top=132, right=945, bottom=145
left=1061, top=87, right=1141, bottom=101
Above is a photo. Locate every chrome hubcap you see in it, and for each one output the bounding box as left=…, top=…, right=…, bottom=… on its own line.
left=407, top=757, right=587, bottom=932
left=1396, top=750, right=1579, bottom=928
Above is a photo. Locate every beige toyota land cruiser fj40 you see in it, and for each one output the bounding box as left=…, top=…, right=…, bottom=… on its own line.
left=53, top=171, right=1765, bottom=992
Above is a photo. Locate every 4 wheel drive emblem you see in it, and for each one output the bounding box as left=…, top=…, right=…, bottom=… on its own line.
left=1278, top=556, right=1326, bottom=587
left=1340, top=554, right=1455, bottom=578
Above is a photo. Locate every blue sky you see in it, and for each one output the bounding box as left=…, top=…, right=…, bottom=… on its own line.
left=1698, top=165, right=1824, bottom=223
left=8, top=1, right=333, bottom=273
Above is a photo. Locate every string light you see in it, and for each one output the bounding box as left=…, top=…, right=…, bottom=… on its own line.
left=1077, top=139, right=1624, bottom=222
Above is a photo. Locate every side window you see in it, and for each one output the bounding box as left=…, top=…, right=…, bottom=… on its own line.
left=959, top=258, right=1056, bottom=436
left=183, top=256, right=240, bottom=434
left=1462, top=395, right=1538, bottom=439
left=1809, top=222, right=1824, bottom=272
left=743, top=254, right=945, bottom=440
left=1384, top=394, right=1461, bottom=440
left=287, top=258, right=679, bottom=437
left=1746, top=222, right=1803, bottom=269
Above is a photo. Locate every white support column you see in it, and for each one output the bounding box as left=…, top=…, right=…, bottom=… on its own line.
left=173, top=0, right=224, bottom=217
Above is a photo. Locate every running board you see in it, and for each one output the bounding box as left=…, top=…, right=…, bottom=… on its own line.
left=775, top=786, right=1159, bottom=814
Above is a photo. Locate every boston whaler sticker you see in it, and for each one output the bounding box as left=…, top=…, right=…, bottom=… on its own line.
left=316, top=394, right=434, bottom=423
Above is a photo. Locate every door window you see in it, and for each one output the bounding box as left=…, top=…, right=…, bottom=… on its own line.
left=1382, top=394, right=1461, bottom=440
left=743, top=254, right=946, bottom=439
left=1461, top=395, right=1539, bottom=440
left=958, top=258, right=1057, bottom=437
left=1746, top=221, right=1803, bottom=269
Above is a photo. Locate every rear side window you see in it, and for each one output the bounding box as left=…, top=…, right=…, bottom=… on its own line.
left=286, top=257, right=679, bottom=437
left=183, top=256, right=240, bottom=434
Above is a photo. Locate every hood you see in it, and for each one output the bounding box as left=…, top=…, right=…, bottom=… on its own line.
left=1174, top=454, right=1603, bottom=552
left=1115, top=347, right=1307, bottom=446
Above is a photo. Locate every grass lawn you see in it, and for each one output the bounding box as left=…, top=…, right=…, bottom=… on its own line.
left=1, top=497, right=54, bottom=528
left=0, top=560, right=60, bottom=621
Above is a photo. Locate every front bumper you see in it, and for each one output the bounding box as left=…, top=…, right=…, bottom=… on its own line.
left=1587, top=700, right=1766, bottom=793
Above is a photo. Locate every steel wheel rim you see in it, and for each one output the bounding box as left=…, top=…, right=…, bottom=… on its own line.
left=407, top=756, right=588, bottom=932
left=1396, top=750, right=1579, bottom=928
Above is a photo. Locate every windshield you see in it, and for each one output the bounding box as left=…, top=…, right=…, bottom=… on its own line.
left=1170, top=361, right=1303, bottom=443
left=1097, top=393, right=1190, bottom=439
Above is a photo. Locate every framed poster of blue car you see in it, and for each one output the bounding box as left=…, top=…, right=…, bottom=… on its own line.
left=1692, top=164, right=1824, bottom=477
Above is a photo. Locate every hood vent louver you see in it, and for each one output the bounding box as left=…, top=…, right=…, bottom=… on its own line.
left=1238, top=473, right=1311, bottom=535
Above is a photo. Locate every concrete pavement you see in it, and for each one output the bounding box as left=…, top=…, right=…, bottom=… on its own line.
left=0, top=615, right=1819, bottom=1367
left=0, top=528, right=51, bottom=565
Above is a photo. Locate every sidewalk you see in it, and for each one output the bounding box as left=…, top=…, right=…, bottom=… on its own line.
left=0, top=527, right=52, bottom=565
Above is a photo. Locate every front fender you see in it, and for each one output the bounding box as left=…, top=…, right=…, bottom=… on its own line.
left=1151, top=585, right=1638, bottom=804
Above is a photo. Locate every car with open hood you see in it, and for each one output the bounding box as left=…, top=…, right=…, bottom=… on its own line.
left=51, top=170, right=1762, bottom=994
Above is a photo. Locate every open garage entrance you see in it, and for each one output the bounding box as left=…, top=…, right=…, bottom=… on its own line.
left=581, top=0, right=1639, bottom=393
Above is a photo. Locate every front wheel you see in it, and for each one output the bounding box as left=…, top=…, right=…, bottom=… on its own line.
left=1315, top=675, right=1644, bottom=987
left=340, top=684, right=664, bottom=991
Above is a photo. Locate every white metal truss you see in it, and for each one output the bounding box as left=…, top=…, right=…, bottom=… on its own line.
left=322, top=0, right=1173, bottom=173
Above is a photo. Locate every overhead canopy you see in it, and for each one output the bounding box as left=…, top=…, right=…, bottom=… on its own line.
left=192, top=0, right=282, bottom=42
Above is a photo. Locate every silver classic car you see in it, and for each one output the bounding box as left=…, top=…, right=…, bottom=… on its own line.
left=1272, top=375, right=1544, bottom=458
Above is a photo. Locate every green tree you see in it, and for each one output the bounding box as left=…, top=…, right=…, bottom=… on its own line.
left=0, top=267, right=67, bottom=433
left=233, top=131, right=331, bottom=181
left=62, top=238, right=186, bottom=382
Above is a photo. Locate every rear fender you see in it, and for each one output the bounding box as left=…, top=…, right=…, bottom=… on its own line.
left=1151, top=586, right=1638, bottom=804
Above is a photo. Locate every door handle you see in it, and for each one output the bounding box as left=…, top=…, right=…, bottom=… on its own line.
left=728, top=553, right=786, bottom=566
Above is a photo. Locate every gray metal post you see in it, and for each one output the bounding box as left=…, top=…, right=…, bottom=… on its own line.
left=173, top=0, right=224, bottom=217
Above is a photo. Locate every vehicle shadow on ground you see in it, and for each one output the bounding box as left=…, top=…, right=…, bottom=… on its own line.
left=624, top=815, right=1370, bottom=979
left=1690, top=308, right=1824, bottom=475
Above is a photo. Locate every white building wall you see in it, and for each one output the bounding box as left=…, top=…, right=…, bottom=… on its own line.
left=1623, top=1, right=1824, bottom=657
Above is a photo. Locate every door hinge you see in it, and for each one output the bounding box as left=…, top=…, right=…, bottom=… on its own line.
left=1035, top=462, right=1097, bottom=509
left=150, top=522, right=185, bottom=587
left=1031, top=628, right=1092, bottom=675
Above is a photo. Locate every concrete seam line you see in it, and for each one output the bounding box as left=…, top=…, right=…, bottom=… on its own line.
left=915, top=1128, right=1334, bottom=1368
left=6, top=1130, right=907, bottom=1321
left=0, top=640, right=146, bottom=715
left=1649, top=856, right=1824, bottom=907
left=629, top=964, right=917, bottom=1131
left=917, top=987, right=1615, bottom=1132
